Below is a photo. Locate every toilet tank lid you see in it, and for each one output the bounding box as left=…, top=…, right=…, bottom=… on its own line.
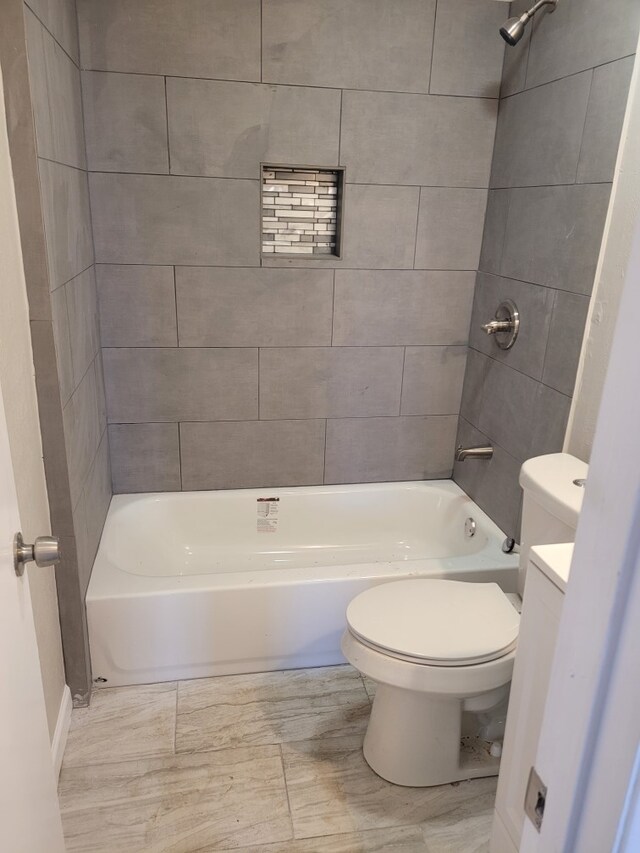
left=519, top=453, right=588, bottom=529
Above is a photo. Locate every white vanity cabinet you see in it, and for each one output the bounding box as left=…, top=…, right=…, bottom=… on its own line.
left=490, top=543, right=574, bottom=853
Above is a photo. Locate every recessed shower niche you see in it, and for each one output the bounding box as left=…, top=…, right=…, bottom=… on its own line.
left=261, top=165, right=344, bottom=257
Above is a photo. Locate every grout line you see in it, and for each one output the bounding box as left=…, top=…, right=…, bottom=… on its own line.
left=164, top=76, right=172, bottom=173
left=84, top=167, right=613, bottom=193
left=278, top=744, right=296, bottom=838
left=23, top=0, right=80, bottom=70
left=50, top=262, right=95, bottom=294
left=322, top=418, right=328, bottom=484
left=504, top=53, right=637, bottom=101
left=173, top=682, right=179, bottom=754
left=259, top=0, right=263, bottom=83
left=412, top=186, right=422, bottom=269
left=102, top=345, right=461, bottom=351
left=173, top=266, right=179, bottom=345
left=77, top=67, right=501, bottom=100
left=330, top=270, right=336, bottom=346
left=108, top=414, right=459, bottom=427
left=257, top=347, right=261, bottom=419
left=467, top=345, right=572, bottom=398
left=574, top=68, right=595, bottom=184
left=399, top=347, right=407, bottom=415
left=337, top=89, right=344, bottom=163
left=427, top=0, right=438, bottom=94
left=38, top=155, right=87, bottom=174
left=178, top=422, right=184, bottom=491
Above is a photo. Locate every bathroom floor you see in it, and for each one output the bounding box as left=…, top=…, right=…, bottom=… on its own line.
left=58, top=665, right=495, bottom=852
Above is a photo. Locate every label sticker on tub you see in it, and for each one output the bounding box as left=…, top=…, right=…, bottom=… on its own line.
left=257, top=497, right=279, bottom=533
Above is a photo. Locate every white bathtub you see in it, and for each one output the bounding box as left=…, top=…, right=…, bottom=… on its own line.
left=87, top=481, right=519, bottom=687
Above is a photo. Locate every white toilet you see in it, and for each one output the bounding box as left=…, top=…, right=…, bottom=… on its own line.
left=342, top=453, right=588, bottom=788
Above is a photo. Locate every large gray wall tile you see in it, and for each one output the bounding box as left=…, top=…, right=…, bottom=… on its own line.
left=181, top=420, right=326, bottom=490
left=529, top=384, right=571, bottom=458
left=542, top=291, right=590, bottom=396
left=82, top=71, right=169, bottom=173
left=500, top=184, right=612, bottom=294
left=460, top=350, right=540, bottom=461
left=490, top=72, right=592, bottom=188
left=39, top=159, right=93, bottom=288
left=430, top=0, right=505, bottom=98
left=62, top=361, right=102, bottom=506
left=262, top=0, right=436, bottom=93
left=89, top=174, right=259, bottom=266
left=340, top=90, right=497, bottom=187
left=525, top=0, right=640, bottom=88
left=25, top=8, right=86, bottom=169
left=167, top=79, right=340, bottom=179
left=94, top=353, right=107, bottom=431
left=340, top=185, right=419, bottom=270
left=109, top=423, right=181, bottom=493
left=414, top=188, right=487, bottom=270
left=260, top=347, right=404, bottom=420
left=97, top=265, right=177, bottom=348
left=176, top=267, right=333, bottom=347
left=103, top=348, right=258, bottom=423
left=325, top=416, right=458, bottom=484
left=76, top=431, right=111, bottom=591
left=453, top=418, right=522, bottom=539
left=333, top=271, right=475, bottom=346
left=66, top=266, right=100, bottom=387
left=77, top=0, right=261, bottom=80
left=400, top=347, right=467, bottom=416
left=479, top=189, right=510, bottom=275
left=50, top=285, right=74, bottom=406
left=468, top=273, right=555, bottom=380
left=577, top=56, right=635, bottom=184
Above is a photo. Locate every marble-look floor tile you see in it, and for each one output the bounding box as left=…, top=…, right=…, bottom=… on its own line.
left=63, top=682, right=176, bottom=767
left=58, top=747, right=292, bottom=852
left=218, top=825, right=428, bottom=852
left=422, top=810, right=493, bottom=852
left=282, top=735, right=497, bottom=839
left=176, top=665, right=371, bottom=753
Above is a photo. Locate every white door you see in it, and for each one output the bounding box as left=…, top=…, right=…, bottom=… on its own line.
left=0, top=378, right=65, bottom=850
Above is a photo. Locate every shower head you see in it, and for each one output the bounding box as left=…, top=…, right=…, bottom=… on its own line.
left=500, top=0, right=557, bottom=47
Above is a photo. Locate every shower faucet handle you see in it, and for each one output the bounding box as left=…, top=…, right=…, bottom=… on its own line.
left=481, top=299, right=520, bottom=350
left=481, top=319, right=513, bottom=335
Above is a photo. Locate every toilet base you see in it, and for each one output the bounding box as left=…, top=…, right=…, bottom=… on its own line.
left=363, top=684, right=502, bottom=787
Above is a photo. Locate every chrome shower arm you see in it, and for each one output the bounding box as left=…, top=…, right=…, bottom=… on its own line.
left=525, top=0, right=558, bottom=19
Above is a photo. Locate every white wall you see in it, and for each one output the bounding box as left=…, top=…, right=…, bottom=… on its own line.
left=0, top=66, right=66, bottom=740
left=565, top=49, right=640, bottom=460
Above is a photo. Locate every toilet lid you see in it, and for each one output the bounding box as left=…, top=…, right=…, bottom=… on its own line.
left=346, top=579, right=520, bottom=667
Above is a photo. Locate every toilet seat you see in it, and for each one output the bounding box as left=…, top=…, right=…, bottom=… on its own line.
left=346, top=579, right=520, bottom=667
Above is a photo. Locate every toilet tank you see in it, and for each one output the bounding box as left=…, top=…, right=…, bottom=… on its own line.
left=518, top=453, right=588, bottom=591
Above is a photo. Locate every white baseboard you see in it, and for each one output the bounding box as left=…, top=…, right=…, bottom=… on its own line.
left=51, top=685, right=72, bottom=779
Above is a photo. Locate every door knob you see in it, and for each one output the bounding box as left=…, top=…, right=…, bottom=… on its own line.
left=13, top=532, right=61, bottom=577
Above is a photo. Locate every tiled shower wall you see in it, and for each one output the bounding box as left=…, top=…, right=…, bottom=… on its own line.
left=0, top=0, right=111, bottom=701
left=453, top=0, right=640, bottom=539
left=77, top=0, right=505, bottom=491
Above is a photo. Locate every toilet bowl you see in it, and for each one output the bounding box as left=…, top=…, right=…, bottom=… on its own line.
left=342, top=578, right=519, bottom=787
left=343, top=453, right=588, bottom=788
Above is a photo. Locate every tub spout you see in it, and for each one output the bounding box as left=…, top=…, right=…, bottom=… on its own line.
left=455, top=445, right=494, bottom=462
